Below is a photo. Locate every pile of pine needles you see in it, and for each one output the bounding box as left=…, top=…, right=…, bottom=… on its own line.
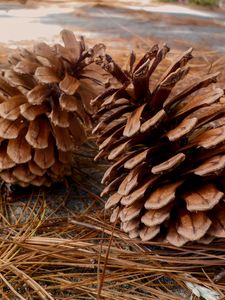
left=1, top=141, right=225, bottom=300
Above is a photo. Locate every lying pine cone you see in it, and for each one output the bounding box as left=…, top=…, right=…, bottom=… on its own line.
left=0, top=29, right=105, bottom=187
left=92, top=45, right=225, bottom=247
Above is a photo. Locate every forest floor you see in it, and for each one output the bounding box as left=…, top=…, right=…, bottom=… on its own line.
left=1, top=1, right=225, bottom=300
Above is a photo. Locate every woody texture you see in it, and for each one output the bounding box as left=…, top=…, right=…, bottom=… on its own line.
left=0, top=29, right=104, bottom=187
left=93, top=45, right=225, bottom=247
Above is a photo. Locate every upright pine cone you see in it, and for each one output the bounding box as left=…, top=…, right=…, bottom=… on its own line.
left=0, top=29, right=105, bottom=187
left=93, top=45, right=225, bottom=247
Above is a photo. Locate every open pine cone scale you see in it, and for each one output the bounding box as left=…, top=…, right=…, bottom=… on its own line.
left=0, top=29, right=106, bottom=187
left=93, top=45, right=225, bottom=247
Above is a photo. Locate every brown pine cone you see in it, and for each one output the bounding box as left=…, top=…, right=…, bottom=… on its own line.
left=0, top=29, right=105, bottom=187
left=92, top=45, right=225, bottom=247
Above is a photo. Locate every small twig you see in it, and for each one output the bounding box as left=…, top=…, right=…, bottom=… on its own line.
left=68, top=218, right=128, bottom=240
left=97, top=209, right=119, bottom=299
left=68, top=219, right=103, bottom=231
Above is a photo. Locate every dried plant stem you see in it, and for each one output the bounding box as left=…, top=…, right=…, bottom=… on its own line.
left=68, top=218, right=128, bottom=240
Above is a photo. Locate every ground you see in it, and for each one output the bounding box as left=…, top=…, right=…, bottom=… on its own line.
left=0, top=1, right=225, bottom=300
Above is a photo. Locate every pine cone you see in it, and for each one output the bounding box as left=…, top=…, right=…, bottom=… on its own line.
left=93, top=45, right=225, bottom=247
left=0, top=29, right=105, bottom=187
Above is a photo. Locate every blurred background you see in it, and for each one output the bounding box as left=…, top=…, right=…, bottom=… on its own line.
left=0, top=0, right=225, bottom=60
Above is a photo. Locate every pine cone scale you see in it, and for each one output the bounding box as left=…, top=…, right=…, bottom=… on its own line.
left=0, top=95, right=27, bottom=120
left=25, top=117, right=50, bottom=149
left=34, top=145, right=55, bottom=170
left=59, top=73, right=80, bottom=95
left=27, top=85, right=51, bottom=105
left=0, top=146, right=15, bottom=169
left=7, top=133, right=32, bottom=164
left=20, top=102, right=50, bottom=121
left=35, top=66, right=61, bottom=84
left=184, top=183, right=224, bottom=211
left=0, top=118, right=26, bottom=139
left=163, top=72, right=219, bottom=110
